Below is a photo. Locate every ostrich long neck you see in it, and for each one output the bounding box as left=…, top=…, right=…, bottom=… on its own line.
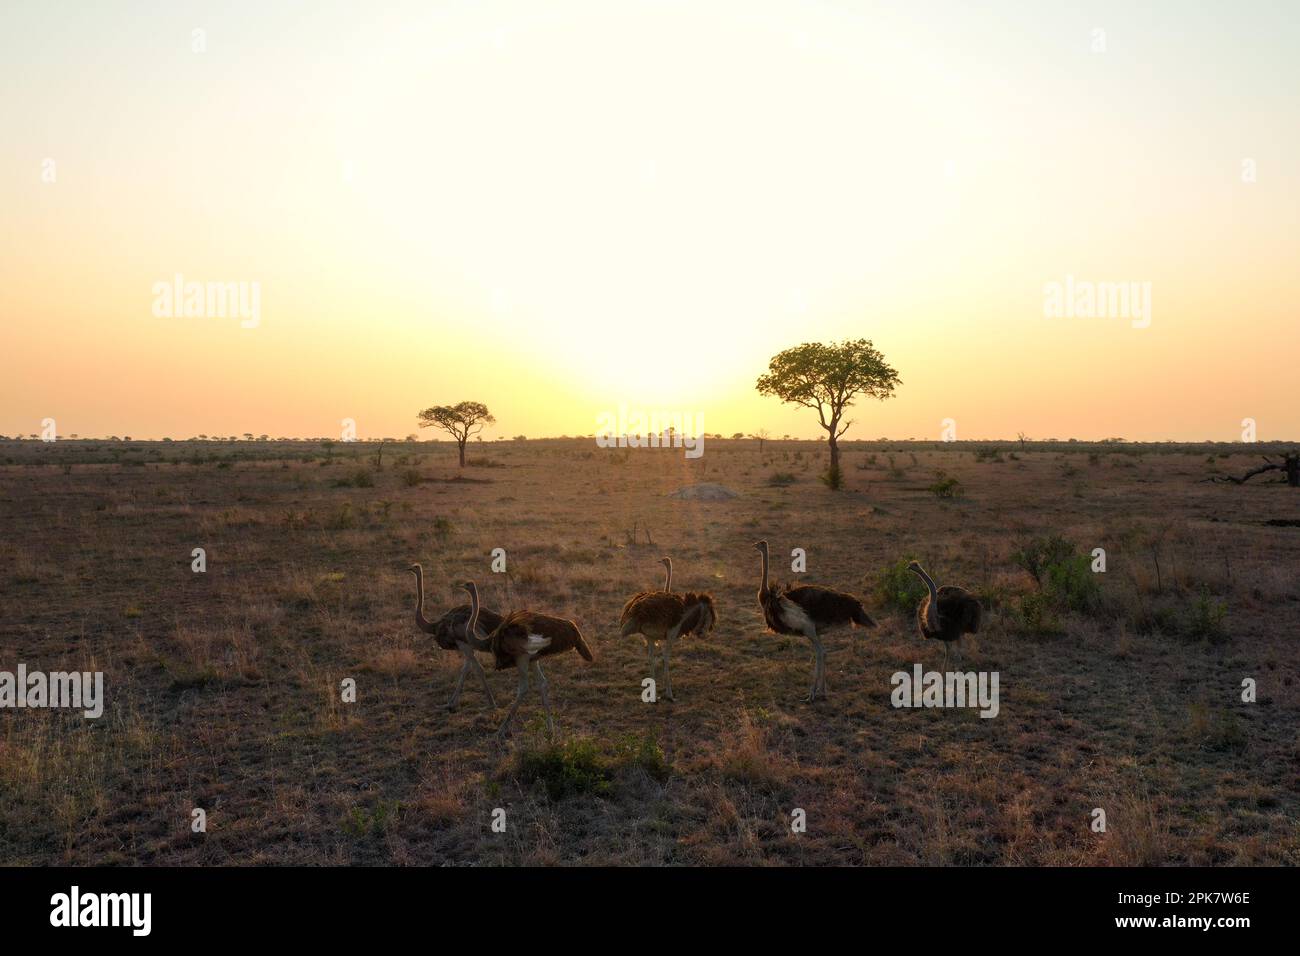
left=759, top=546, right=770, bottom=594
left=412, top=566, right=436, bottom=633
left=465, top=585, right=489, bottom=650
left=917, top=567, right=940, bottom=629
left=663, top=560, right=673, bottom=592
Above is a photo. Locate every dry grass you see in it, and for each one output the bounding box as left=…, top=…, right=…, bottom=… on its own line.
left=0, top=437, right=1297, bottom=864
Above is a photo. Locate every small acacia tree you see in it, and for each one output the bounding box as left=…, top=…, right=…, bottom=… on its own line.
left=756, top=339, right=900, bottom=489
left=417, top=401, right=495, bottom=467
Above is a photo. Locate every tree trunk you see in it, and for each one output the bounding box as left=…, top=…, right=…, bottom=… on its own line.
left=458, top=441, right=466, bottom=468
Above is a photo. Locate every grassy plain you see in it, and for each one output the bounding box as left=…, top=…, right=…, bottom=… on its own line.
left=1, top=437, right=1297, bottom=864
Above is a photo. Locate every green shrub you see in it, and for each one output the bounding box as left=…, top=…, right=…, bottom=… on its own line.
left=768, top=472, right=796, bottom=487
left=928, top=476, right=962, bottom=498
left=325, top=502, right=355, bottom=530
left=1044, top=553, right=1101, bottom=613
left=614, top=731, right=671, bottom=782
left=516, top=731, right=672, bottom=800
left=820, top=464, right=844, bottom=490
left=332, top=469, right=374, bottom=488
left=1017, top=590, right=1061, bottom=634
left=1012, top=535, right=1102, bottom=623
left=1185, top=589, right=1229, bottom=643
left=343, top=800, right=400, bottom=838
left=517, top=737, right=611, bottom=800
left=1010, top=534, right=1076, bottom=587
left=402, top=469, right=422, bottom=487
left=874, top=557, right=928, bottom=613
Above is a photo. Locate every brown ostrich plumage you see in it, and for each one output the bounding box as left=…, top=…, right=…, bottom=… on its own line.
left=488, top=609, right=594, bottom=671
left=908, top=561, right=982, bottom=668
left=461, top=581, right=593, bottom=739
left=407, top=563, right=501, bottom=709
left=753, top=540, right=875, bottom=703
left=620, top=588, right=716, bottom=701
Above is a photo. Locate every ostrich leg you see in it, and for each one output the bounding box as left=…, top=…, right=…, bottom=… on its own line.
left=534, top=661, right=554, bottom=737
left=646, top=639, right=657, bottom=692
left=497, top=658, right=530, bottom=739
left=815, top=641, right=829, bottom=697
left=447, top=655, right=470, bottom=710
left=465, top=644, right=497, bottom=707
left=801, top=629, right=820, bottom=703
left=661, top=640, right=675, bottom=701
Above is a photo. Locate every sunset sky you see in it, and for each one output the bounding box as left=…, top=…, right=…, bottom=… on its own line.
left=2, top=1, right=1297, bottom=442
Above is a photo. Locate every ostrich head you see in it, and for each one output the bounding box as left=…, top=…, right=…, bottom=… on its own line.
left=752, top=539, right=768, bottom=554
left=906, top=560, right=924, bottom=576
left=454, top=580, right=477, bottom=597
left=659, top=556, right=671, bottom=569
left=407, top=563, right=421, bottom=575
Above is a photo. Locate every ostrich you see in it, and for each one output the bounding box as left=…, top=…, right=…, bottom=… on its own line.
left=625, top=556, right=673, bottom=603
left=907, top=561, right=982, bottom=669
left=461, top=581, right=594, bottom=739
left=407, top=563, right=502, bottom=710
left=753, top=539, right=875, bottom=702
left=619, top=590, right=716, bottom=701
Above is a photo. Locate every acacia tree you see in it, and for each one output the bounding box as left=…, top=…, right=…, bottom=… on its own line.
left=756, top=339, right=900, bottom=489
left=417, top=401, right=495, bottom=468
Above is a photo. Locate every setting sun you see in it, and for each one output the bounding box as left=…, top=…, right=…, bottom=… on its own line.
left=4, top=1, right=1297, bottom=441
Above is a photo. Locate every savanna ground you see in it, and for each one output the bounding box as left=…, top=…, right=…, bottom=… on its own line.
left=1, top=436, right=1297, bottom=865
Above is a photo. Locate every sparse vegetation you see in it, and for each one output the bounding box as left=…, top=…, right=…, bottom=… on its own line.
left=874, top=557, right=929, bottom=613
left=0, top=436, right=1291, bottom=865
left=928, top=476, right=962, bottom=498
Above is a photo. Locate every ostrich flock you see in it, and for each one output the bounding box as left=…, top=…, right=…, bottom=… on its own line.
left=407, top=543, right=981, bottom=739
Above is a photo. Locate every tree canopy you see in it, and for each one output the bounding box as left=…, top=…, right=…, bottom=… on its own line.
left=417, top=401, right=495, bottom=466
left=756, top=338, right=900, bottom=486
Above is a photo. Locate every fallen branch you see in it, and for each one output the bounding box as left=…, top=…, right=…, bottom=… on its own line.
left=1204, top=452, right=1299, bottom=487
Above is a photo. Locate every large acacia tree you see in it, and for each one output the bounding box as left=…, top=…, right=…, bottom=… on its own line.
left=417, top=401, right=495, bottom=468
left=756, top=339, right=900, bottom=488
